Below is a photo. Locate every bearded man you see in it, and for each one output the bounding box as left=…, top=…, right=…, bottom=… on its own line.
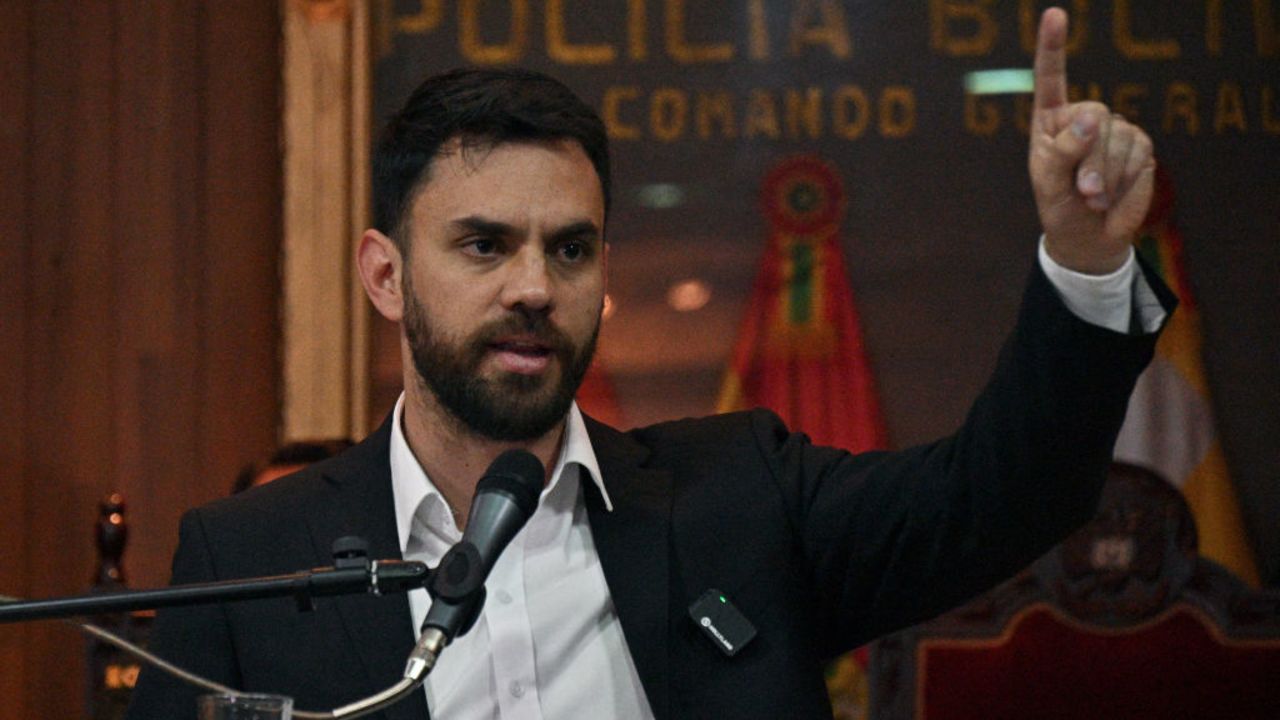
left=128, top=9, right=1173, bottom=719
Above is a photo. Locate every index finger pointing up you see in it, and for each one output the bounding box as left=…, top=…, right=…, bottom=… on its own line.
left=1033, top=7, right=1070, bottom=112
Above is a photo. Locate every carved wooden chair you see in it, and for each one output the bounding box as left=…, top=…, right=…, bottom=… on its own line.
left=869, top=462, right=1280, bottom=719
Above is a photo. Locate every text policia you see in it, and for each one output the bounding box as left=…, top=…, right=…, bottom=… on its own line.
left=386, top=0, right=1280, bottom=142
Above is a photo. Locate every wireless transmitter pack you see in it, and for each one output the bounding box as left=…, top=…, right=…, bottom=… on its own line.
left=687, top=589, right=757, bottom=657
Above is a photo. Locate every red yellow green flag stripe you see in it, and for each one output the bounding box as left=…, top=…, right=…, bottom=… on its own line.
left=1113, top=166, right=1260, bottom=586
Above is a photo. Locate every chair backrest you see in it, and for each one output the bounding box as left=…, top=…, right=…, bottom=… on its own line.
left=869, top=462, right=1280, bottom=720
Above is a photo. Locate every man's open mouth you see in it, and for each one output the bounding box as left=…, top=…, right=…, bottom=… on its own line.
left=488, top=338, right=555, bottom=374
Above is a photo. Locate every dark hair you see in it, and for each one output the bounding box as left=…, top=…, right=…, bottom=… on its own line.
left=373, top=67, right=611, bottom=249
left=231, top=438, right=354, bottom=495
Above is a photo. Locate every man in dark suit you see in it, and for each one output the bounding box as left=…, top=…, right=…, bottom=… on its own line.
left=128, top=9, right=1170, bottom=719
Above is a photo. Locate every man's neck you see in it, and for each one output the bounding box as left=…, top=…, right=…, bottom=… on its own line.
left=400, top=383, right=562, bottom=530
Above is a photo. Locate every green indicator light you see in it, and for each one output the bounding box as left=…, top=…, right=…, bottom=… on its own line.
left=719, top=595, right=727, bottom=603
left=964, top=69, right=1035, bottom=95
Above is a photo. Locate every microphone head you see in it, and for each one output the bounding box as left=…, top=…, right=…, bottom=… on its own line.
left=475, top=449, right=544, bottom=521
left=422, top=449, right=545, bottom=642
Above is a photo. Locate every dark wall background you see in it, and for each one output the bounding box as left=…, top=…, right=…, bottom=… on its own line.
left=0, top=2, right=281, bottom=718
left=371, top=1, right=1279, bottom=585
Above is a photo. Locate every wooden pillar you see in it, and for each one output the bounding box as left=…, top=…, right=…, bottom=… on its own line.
left=281, top=0, right=373, bottom=441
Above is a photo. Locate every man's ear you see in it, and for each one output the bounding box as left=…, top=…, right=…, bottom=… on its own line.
left=357, top=229, right=404, bottom=322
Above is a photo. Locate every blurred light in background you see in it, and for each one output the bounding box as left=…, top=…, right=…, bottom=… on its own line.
left=666, top=279, right=712, bottom=312
left=635, top=182, right=686, bottom=209
left=602, top=293, right=616, bottom=320
left=964, top=69, right=1035, bottom=95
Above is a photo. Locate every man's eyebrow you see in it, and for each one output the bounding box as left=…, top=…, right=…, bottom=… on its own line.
left=449, top=215, right=515, bottom=236
left=449, top=215, right=601, bottom=242
left=548, top=220, right=602, bottom=242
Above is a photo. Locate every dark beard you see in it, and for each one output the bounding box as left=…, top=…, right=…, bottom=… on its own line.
left=402, top=281, right=599, bottom=442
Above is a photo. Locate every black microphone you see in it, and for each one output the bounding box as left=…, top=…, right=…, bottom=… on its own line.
left=417, top=449, right=544, bottom=659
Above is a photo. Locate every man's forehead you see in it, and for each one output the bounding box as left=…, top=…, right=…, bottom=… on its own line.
left=407, top=137, right=605, bottom=224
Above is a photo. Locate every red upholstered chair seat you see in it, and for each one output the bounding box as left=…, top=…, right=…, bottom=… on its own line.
left=918, top=603, right=1280, bottom=720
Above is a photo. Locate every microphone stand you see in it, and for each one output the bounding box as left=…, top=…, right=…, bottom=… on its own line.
left=0, top=538, right=429, bottom=625
left=0, top=538, right=436, bottom=719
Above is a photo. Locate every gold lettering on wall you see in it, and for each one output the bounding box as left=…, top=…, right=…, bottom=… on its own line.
left=1207, top=0, right=1225, bottom=55
left=789, top=0, right=852, bottom=59
left=748, top=0, right=770, bottom=59
left=1019, top=0, right=1088, bottom=55
left=1262, top=85, right=1280, bottom=132
left=1114, top=0, right=1180, bottom=59
left=833, top=85, right=871, bottom=139
left=547, top=0, right=616, bottom=64
left=964, top=95, right=1000, bottom=135
left=697, top=91, right=738, bottom=138
left=1259, top=86, right=1280, bottom=132
left=785, top=87, right=824, bottom=138
left=1214, top=81, right=1248, bottom=132
left=879, top=86, right=918, bottom=137
left=666, top=0, right=734, bottom=63
left=744, top=90, right=782, bottom=138
left=1163, top=82, right=1200, bottom=134
left=930, top=0, right=998, bottom=56
left=604, top=86, right=642, bottom=139
left=459, top=0, right=529, bottom=64
left=597, top=84, right=927, bottom=142
left=650, top=87, right=689, bottom=141
left=627, top=0, right=648, bottom=60
left=1257, top=0, right=1280, bottom=56
left=1196, top=0, right=1276, bottom=57
left=396, top=0, right=443, bottom=33
left=1114, top=82, right=1148, bottom=119
left=958, top=81, right=1277, bottom=138
left=1068, top=82, right=1104, bottom=102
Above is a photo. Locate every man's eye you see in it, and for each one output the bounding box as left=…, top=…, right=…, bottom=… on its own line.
left=466, top=237, right=497, bottom=255
left=558, top=241, right=587, bottom=262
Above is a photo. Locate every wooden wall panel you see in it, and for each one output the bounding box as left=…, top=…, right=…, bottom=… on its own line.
left=194, top=0, right=285, bottom=565
left=0, top=2, right=282, bottom=718
left=25, top=2, right=120, bottom=713
left=0, top=1, right=32, bottom=713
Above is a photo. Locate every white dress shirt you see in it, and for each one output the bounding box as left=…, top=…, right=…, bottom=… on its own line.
left=391, top=399, right=655, bottom=720
left=387, top=238, right=1163, bottom=719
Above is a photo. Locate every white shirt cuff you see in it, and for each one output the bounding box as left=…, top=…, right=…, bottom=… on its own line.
left=1037, top=237, right=1166, bottom=334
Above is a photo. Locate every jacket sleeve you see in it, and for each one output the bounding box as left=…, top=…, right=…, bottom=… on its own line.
left=124, top=508, right=242, bottom=720
left=752, top=261, right=1172, bottom=655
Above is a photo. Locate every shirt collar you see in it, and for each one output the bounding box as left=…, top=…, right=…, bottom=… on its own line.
left=389, top=394, right=613, bottom=554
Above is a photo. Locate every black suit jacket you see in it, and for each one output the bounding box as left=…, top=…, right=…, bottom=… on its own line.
left=126, top=265, right=1171, bottom=719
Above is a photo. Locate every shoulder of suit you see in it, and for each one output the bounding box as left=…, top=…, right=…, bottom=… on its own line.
left=622, top=407, right=792, bottom=456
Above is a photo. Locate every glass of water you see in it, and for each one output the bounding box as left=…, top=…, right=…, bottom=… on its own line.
left=197, top=692, right=293, bottom=719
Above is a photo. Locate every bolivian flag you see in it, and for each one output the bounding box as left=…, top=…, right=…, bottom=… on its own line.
left=716, top=154, right=887, bottom=453
left=1113, top=166, right=1260, bottom=586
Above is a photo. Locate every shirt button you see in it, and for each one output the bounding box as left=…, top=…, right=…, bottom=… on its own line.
left=495, top=589, right=513, bottom=604
left=509, top=680, right=525, bottom=698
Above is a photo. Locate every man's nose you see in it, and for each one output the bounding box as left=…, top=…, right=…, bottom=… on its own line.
left=499, top=248, right=552, bottom=312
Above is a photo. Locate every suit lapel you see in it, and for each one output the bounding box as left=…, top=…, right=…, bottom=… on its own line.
left=305, top=414, right=431, bottom=720
left=583, top=416, right=674, bottom=720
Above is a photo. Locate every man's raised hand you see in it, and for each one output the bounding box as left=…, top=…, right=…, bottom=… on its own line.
left=1029, top=7, right=1156, bottom=275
